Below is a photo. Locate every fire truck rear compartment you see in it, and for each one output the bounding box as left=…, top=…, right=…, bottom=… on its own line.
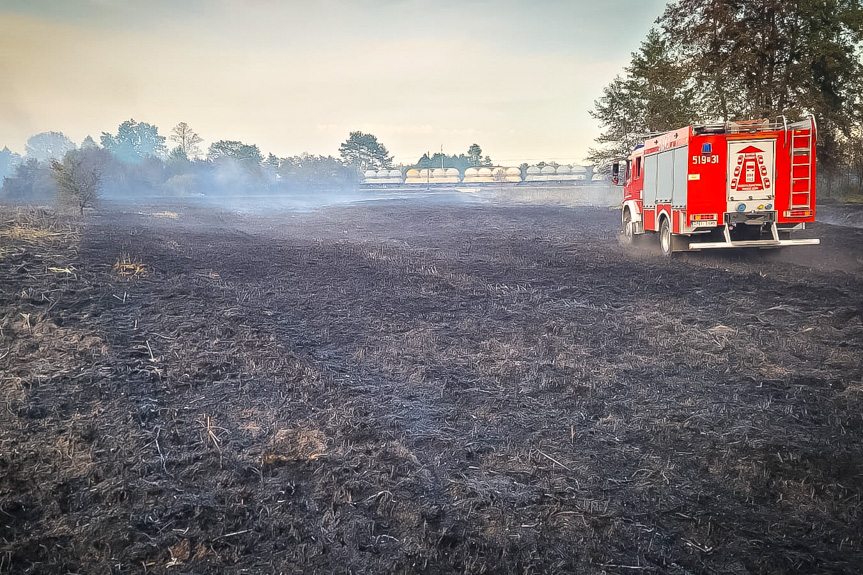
left=684, top=125, right=818, bottom=251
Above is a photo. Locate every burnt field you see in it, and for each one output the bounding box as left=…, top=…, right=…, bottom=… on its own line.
left=1, top=199, right=863, bottom=574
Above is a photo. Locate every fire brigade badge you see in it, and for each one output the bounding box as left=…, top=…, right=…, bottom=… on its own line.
left=730, top=145, right=772, bottom=192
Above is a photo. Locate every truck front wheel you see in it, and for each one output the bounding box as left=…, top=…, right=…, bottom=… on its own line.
left=659, top=218, right=673, bottom=257
left=621, top=210, right=634, bottom=246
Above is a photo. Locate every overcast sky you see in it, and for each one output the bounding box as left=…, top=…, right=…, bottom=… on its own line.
left=0, top=0, right=668, bottom=165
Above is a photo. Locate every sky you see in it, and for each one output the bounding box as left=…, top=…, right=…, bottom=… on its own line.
left=0, top=0, right=668, bottom=166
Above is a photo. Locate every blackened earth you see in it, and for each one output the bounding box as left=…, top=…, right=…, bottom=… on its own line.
left=1, top=199, right=862, bottom=574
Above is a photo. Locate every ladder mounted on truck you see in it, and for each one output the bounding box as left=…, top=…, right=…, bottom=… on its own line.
left=789, top=118, right=816, bottom=212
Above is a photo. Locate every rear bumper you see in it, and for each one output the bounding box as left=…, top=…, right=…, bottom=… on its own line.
left=689, top=238, right=820, bottom=250
left=687, top=221, right=819, bottom=250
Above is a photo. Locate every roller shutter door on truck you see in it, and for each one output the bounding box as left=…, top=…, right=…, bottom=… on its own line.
left=644, top=154, right=658, bottom=207
left=671, top=147, right=688, bottom=208
left=648, top=148, right=689, bottom=207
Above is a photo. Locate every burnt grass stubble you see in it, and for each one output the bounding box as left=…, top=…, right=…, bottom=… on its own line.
left=1, top=201, right=862, bottom=574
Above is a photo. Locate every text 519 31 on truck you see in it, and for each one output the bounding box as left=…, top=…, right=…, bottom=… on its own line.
left=613, top=117, right=820, bottom=255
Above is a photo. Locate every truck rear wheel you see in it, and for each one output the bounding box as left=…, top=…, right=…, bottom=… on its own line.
left=659, top=218, right=673, bottom=257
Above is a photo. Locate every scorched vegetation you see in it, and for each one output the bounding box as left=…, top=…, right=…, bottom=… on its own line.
left=1, top=202, right=862, bottom=574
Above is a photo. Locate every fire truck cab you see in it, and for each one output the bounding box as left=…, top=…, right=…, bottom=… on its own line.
left=613, top=118, right=820, bottom=255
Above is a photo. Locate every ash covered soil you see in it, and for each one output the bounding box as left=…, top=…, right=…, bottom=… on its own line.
left=1, top=199, right=862, bottom=574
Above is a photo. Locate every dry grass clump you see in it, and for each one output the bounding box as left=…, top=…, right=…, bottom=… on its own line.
left=1, top=206, right=77, bottom=231
left=263, top=427, right=327, bottom=464
left=112, top=256, right=148, bottom=278
left=0, top=224, right=58, bottom=241
left=0, top=208, right=79, bottom=252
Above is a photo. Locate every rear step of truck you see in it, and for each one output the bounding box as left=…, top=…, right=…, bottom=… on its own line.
left=688, top=222, right=820, bottom=250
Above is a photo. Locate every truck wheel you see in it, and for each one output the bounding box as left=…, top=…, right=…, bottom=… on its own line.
left=621, top=210, right=634, bottom=246
left=659, top=218, right=673, bottom=257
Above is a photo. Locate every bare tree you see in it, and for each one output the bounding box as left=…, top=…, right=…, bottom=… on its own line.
left=51, top=148, right=107, bottom=215
left=170, top=122, right=204, bottom=159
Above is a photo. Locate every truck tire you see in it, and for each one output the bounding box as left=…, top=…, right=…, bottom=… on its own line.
left=659, top=217, right=673, bottom=257
left=621, top=209, right=634, bottom=246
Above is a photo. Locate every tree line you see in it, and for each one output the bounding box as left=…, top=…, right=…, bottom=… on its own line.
left=589, top=0, right=863, bottom=197
left=0, top=122, right=499, bottom=212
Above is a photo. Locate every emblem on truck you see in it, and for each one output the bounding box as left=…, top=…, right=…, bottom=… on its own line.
left=731, top=145, right=771, bottom=192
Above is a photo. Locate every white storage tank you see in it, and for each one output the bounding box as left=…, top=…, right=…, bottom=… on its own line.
left=555, top=165, right=574, bottom=181
left=363, top=170, right=379, bottom=185
left=475, top=167, right=494, bottom=182
left=572, top=166, right=588, bottom=181
left=405, top=168, right=424, bottom=184
left=505, top=167, right=522, bottom=182
left=373, top=168, right=401, bottom=184
left=525, top=166, right=544, bottom=182
left=462, top=167, right=481, bottom=183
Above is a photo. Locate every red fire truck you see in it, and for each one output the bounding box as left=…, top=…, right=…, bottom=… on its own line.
left=612, top=117, right=820, bottom=255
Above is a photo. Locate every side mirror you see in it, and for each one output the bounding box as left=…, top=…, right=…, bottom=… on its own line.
left=611, top=161, right=625, bottom=186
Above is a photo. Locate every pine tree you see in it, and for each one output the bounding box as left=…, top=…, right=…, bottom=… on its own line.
left=588, top=30, right=693, bottom=169
left=591, top=0, right=863, bottom=184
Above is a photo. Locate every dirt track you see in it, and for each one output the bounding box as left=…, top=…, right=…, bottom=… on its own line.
left=2, top=200, right=862, bottom=574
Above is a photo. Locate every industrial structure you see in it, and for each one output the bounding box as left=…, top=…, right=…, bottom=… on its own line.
left=361, top=165, right=594, bottom=187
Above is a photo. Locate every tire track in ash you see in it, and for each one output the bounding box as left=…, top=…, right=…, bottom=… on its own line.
left=213, top=219, right=641, bottom=569
left=179, top=214, right=628, bottom=570
left=238, top=204, right=863, bottom=571
left=103, top=218, right=477, bottom=570
left=42, top=204, right=863, bottom=572
left=76, top=217, right=424, bottom=569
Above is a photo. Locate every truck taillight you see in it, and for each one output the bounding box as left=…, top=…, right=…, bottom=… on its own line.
left=784, top=209, right=813, bottom=218
left=690, top=214, right=717, bottom=221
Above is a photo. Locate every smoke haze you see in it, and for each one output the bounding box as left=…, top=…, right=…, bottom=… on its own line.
left=0, top=1, right=666, bottom=164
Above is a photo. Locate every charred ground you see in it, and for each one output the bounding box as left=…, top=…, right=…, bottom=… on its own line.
left=1, top=199, right=862, bottom=574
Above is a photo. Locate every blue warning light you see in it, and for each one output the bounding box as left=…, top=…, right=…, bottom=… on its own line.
left=702, top=143, right=712, bottom=155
